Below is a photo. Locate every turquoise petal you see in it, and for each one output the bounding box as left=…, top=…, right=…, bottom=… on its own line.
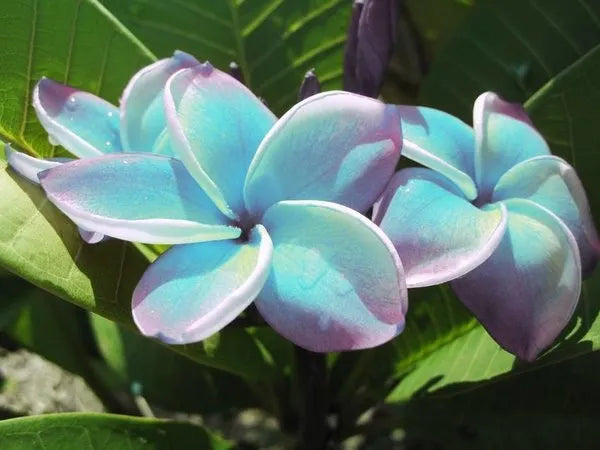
left=474, top=92, right=550, bottom=199
left=493, top=155, right=599, bottom=275
left=164, top=63, right=277, bottom=220
left=375, top=168, right=507, bottom=288
left=39, top=153, right=239, bottom=244
left=120, top=51, right=199, bottom=155
left=32, top=78, right=121, bottom=157
left=133, top=225, right=272, bottom=344
left=396, top=105, right=477, bottom=199
left=256, top=200, right=406, bottom=352
left=244, top=92, right=402, bottom=217
left=5, top=145, right=67, bottom=185
left=452, top=199, right=581, bottom=361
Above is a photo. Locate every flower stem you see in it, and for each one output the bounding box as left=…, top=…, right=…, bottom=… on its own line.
left=293, top=345, right=329, bottom=449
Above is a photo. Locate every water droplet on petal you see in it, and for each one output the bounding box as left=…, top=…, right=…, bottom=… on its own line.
left=65, top=96, right=77, bottom=112
left=48, top=135, right=59, bottom=146
left=197, top=61, right=214, bottom=77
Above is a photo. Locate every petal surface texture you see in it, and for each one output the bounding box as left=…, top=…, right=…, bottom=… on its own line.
left=493, top=155, right=599, bottom=274
left=5, top=146, right=65, bottom=185
left=474, top=92, right=550, bottom=199
left=256, top=200, right=407, bottom=352
left=452, top=199, right=581, bottom=361
left=39, top=153, right=240, bottom=244
left=397, top=106, right=477, bottom=199
left=120, top=51, right=199, bottom=155
left=33, top=78, right=121, bottom=157
left=244, top=91, right=402, bottom=216
left=375, top=168, right=507, bottom=288
left=165, top=64, right=277, bottom=219
left=132, top=225, right=272, bottom=344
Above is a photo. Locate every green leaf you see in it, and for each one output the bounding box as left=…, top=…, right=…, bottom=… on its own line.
left=406, top=0, right=473, bottom=58
left=420, top=0, right=600, bottom=121
left=90, top=313, right=261, bottom=414
left=100, top=0, right=352, bottom=114
left=0, top=413, right=230, bottom=449
left=8, top=288, right=96, bottom=381
left=0, top=0, right=155, bottom=158
left=378, top=0, right=600, bottom=403
left=357, top=352, right=600, bottom=449
left=0, top=277, right=31, bottom=331
left=525, top=42, right=600, bottom=224
left=0, top=1, right=283, bottom=382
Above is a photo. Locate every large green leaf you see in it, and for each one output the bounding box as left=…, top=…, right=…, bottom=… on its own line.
left=0, top=0, right=155, bottom=158
left=378, top=0, right=600, bottom=403
left=420, top=0, right=600, bottom=120
left=355, top=352, right=600, bottom=449
left=0, top=1, right=283, bottom=381
left=100, top=0, right=352, bottom=114
left=0, top=413, right=230, bottom=449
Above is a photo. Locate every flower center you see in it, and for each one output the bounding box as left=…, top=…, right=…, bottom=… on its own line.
left=472, top=189, right=493, bottom=208
left=235, top=211, right=258, bottom=243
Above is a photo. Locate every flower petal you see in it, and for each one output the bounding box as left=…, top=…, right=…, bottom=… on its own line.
left=133, top=225, right=272, bottom=344
left=256, top=200, right=406, bottom=352
left=396, top=106, right=477, bottom=199
left=244, top=91, right=402, bottom=217
left=375, top=168, right=507, bottom=288
left=33, top=78, right=121, bottom=157
left=474, top=92, right=550, bottom=199
left=452, top=199, right=582, bottom=361
left=165, top=63, right=277, bottom=219
left=5, top=145, right=67, bottom=184
left=493, top=155, right=599, bottom=275
left=39, top=153, right=239, bottom=244
left=120, top=51, right=199, bottom=155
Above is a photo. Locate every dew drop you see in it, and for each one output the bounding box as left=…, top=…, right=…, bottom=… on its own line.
left=65, top=96, right=77, bottom=112
left=48, top=135, right=59, bottom=146
left=197, top=61, right=214, bottom=77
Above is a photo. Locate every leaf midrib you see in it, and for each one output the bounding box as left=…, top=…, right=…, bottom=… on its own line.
left=525, top=41, right=600, bottom=110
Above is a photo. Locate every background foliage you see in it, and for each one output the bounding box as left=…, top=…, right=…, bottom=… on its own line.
left=1, top=0, right=599, bottom=448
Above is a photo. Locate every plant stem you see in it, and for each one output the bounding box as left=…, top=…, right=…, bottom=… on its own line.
left=294, top=345, right=329, bottom=449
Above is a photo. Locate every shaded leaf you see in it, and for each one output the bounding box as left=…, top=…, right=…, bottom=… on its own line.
left=90, top=313, right=261, bottom=414
left=358, top=352, right=600, bottom=450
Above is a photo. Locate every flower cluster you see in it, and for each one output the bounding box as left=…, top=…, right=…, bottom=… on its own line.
left=7, top=51, right=598, bottom=360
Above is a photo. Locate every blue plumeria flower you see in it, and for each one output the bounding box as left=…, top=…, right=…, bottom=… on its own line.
left=374, top=92, right=599, bottom=360
left=37, top=62, right=408, bottom=352
left=6, top=50, right=200, bottom=243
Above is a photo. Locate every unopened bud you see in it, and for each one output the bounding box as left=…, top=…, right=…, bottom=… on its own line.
left=343, top=0, right=364, bottom=94
left=298, top=69, right=321, bottom=101
left=344, top=0, right=398, bottom=98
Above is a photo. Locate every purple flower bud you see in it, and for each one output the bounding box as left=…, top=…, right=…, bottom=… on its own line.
left=344, top=0, right=398, bottom=98
left=229, top=61, right=244, bottom=85
left=343, top=0, right=364, bottom=94
left=298, top=69, right=321, bottom=101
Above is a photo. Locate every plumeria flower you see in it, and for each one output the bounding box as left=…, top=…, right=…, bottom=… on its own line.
left=6, top=50, right=200, bottom=243
left=374, top=92, right=599, bottom=360
left=37, top=62, right=408, bottom=352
